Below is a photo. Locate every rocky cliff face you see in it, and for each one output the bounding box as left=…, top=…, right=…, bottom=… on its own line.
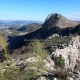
left=51, top=36, right=80, bottom=78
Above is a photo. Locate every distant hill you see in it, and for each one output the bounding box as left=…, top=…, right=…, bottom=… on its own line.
left=17, top=23, right=42, bottom=32
left=0, top=20, right=42, bottom=25
left=0, top=20, right=43, bottom=30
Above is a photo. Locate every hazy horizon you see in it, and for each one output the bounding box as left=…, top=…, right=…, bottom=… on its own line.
left=0, top=0, right=80, bottom=21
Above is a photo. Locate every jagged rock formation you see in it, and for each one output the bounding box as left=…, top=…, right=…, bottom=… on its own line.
left=52, top=36, right=80, bottom=68
left=52, top=36, right=80, bottom=73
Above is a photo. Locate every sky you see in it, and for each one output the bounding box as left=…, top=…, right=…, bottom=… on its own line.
left=0, top=0, right=80, bottom=21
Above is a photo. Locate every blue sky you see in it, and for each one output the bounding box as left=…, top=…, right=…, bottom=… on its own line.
left=0, top=0, right=80, bottom=21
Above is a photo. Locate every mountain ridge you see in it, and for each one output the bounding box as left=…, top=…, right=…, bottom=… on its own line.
left=24, top=13, right=80, bottom=39
left=8, top=13, right=80, bottom=50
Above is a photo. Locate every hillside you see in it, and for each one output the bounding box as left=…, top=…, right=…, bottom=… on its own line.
left=17, top=23, right=41, bottom=32
left=1, top=13, right=80, bottom=80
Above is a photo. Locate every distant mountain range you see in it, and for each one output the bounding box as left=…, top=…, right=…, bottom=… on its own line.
left=0, top=20, right=43, bottom=25
left=0, top=20, right=43, bottom=29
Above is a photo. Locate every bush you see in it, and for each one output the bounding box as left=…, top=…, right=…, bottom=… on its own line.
left=0, top=35, right=12, bottom=62
left=0, top=67, right=39, bottom=80
left=54, top=69, right=69, bottom=80
left=27, top=39, right=48, bottom=59
left=54, top=54, right=65, bottom=68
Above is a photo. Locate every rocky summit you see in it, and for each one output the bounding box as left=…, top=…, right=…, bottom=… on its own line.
left=43, top=13, right=79, bottom=29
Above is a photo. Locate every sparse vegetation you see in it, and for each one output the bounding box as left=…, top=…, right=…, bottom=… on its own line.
left=0, top=39, right=49, bottom=80
left=54, top=54, right=65, bottom=68
left=54, top=69, right=69, bottom=80
left=27, top=39, right=48, bottom=59
left=0, top=35, right=8, bottom=57
left=0, top=35, right=12, bottom=62
left=0, top=67, right=39, bottom=80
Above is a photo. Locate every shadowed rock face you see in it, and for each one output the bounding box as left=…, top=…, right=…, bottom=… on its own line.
left=59, top=24, right=80, bottom=36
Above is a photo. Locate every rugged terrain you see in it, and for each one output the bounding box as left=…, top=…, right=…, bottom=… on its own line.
left=0, top=13, right=80, bottom=80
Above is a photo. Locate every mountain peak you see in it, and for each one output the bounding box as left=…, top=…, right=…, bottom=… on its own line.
left=44, top=13, right=79, bottom=28
left=45, top=13, right=64, bottom=21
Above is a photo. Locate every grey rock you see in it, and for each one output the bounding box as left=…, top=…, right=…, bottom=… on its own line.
left=16, top=59, right=25, bottom=69
left=37, top=76, right=47, bottom=80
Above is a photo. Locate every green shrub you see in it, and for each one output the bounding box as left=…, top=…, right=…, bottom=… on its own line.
left=0, top=35, right=12, bottom=62
left=0, top=68, right=39, bottom=80
left=27, top=39, right=48, bottom=59
left=54, top=69, right=69, bottom=80
left=54, top=54, right=65, bottom=68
